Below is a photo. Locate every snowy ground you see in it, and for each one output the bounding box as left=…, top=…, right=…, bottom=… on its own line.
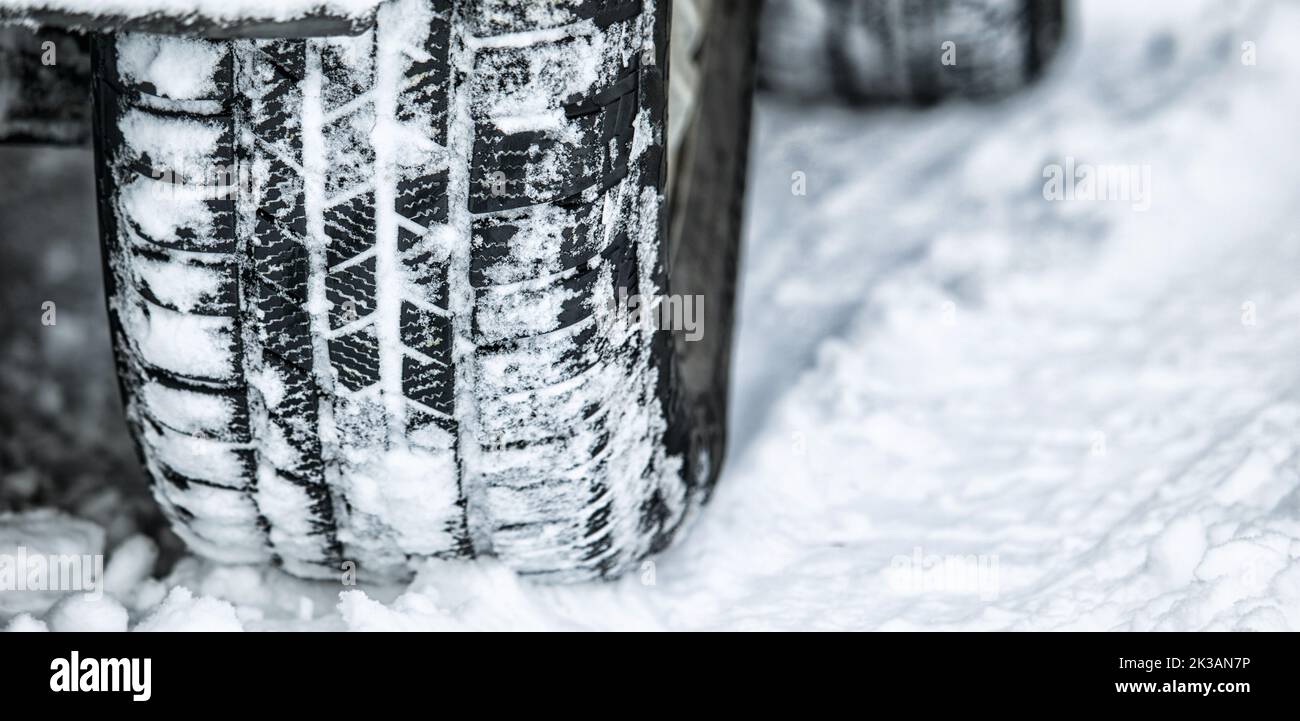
left=4, top=0, right=1300, bottom=630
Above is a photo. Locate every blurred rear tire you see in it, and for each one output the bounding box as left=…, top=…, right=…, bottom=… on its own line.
left=0, top=26, right=91, bottom=144
left=759, top=0, right=1066, bottom=104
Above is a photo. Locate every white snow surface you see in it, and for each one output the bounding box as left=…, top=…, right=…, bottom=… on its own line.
left=0, top=0, right=384, bottom=24
left=5, top=0, right=1300, bottom=630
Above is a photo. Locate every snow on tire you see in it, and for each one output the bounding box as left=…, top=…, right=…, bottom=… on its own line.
left=92, top=0, right=757, bottom=582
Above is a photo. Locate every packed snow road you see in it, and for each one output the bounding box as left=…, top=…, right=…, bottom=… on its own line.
left=3, top=0, right=1300, bottom=630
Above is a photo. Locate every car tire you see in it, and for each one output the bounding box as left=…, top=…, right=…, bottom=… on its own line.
left=91, top=0, right=757, bottom=582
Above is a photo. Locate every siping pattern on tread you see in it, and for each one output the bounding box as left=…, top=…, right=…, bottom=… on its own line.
left=94, top=0, right=716, bottom=581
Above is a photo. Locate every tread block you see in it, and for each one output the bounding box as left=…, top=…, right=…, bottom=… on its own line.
left=403, top=249, right=451, bottom=309
left=478, top=318, right=635, bottom=396
left=252, top=44, right=305, bottom=155
left=114, top=33, right=232, bottom=102
left=255, top=40, right=306, bottom=83
left=327, top=256, right=378, bottom=329
left=261, top=355, right=322, bottom=467
left=118, top=107, right=236, bottom=186
left=331, top=395, right=389, bottom=449
left=397, top=224, right=424, bottom=254
left=470, top=201, right=606, bottom=287
left=322, top=111, right=377, bottom=196
left=324, top=191, right=377, bottom=268
left=468, top=124, right=592, bottom=213
left=119, top=177, right=236, bottom=254
left=257, top=291, right=314, bottom=370
left=255, top=77, right=303, bottom=151
left=398, top=12, right=451, bottom=145
left=402, top=356, right=455, bottom=415
left=255, top=479, right=342, bottom=565
left=252, top=222, right=309, bottom=302
left=320, top=34, right=376, bottom=111
left=125, top=299, right=239, bottom=383
left=257, top=157, right=305, bottom=224
left=139, top=376, right=249, bottom=442
left=142, top=420, right=254, bottom=489
left=476, top=356, right=639, bottom=437
left=328, top=324, right=381, bottom=392
left=400, top=301, right=452, bottom=365
left=396, top=170, right=449, bottom=228
left=128, top=245, right=238, bottom=317
left=407, top=407, right=456, bottom=442
left=468, top=0, right=640, bottom=36
left=477, top=421, right=614, bottom=477
left=155, top=463, right=243, bottom=494
left=472, top=232, right=636, bottom=343
left=467, top=42, right=637, bottom=213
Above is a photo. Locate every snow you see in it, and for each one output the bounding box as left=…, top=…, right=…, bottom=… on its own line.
left=101, top=535, right=159, bottom=599
left=1, top=0, right=384, bottom=26
left=44, top=592, right=129, bottom=631
left=132, top=587, right=243, bottom=632
left=122, top=301, right=234, bottom=380
left=131, top=255, right=225, bottom=314
left=5, top=613, right=49, bottom=631
left=332, top=444, right=462, bottom=555
left=0, top=510, right=104, bottom=615
left=119, top=108, right=225, bottom=185
left=139, top=380, right=233, bottom=435
left=116, top=33, right=226, bottom=100
left=119, top=175, right=217, bottom=245
left=140, top=423, right=245, bottom=482
left=4, top=0, right=1300, bottom=630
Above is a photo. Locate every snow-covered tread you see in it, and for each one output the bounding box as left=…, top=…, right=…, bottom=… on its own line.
left=93, top=0, right=753, bottom=581
left=758, top=0, right=1066, bottom=103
